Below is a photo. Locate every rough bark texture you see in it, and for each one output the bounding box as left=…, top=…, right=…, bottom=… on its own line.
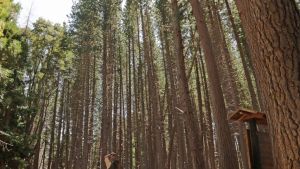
left=235, top=0, right=300, bottom=168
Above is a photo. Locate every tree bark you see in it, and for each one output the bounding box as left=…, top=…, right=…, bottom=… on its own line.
left=189, top=0, right=239, bottom=168
left=83, top=53, right=91, bottom=169
left=224, top=0, right=259, bottom=110
left=235, top=1, right=300, bottom=168
left=170, top=0, right=206, bottom=168
left=48, top=75, right=60, bottom=169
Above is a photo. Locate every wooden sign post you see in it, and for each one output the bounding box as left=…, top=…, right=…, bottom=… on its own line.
left=228, top=108, right=273, bottom=169
left=248, top=119, right=261, bottom=169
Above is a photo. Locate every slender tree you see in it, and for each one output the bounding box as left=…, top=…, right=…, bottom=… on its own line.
left=189, top=0, right=239, bottom=168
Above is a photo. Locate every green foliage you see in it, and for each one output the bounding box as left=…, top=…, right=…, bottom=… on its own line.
left=0, top=1, right=74, bottom=168
left=28, top=18, right=74, bottom=75
left=0, top=0, right=22, bottom=82
left=0, top=0, right=26, bottom=122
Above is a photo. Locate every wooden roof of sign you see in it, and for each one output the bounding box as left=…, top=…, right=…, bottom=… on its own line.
left=228, top=108, right=267, bottom=124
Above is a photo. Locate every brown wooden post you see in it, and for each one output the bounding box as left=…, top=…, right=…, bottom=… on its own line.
left=228, top=108, right=272, bottom=169
left=248, top=120, right=261, bottom=169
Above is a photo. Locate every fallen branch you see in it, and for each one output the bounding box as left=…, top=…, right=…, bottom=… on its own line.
left=0, top=130, right=12, bottom=151
left=175, top=107, right=185, bottom=115
left=0, top=139, right=12, bottom=151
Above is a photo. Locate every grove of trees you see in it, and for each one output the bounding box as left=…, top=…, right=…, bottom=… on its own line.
left=0, top=0, right=299, bottom=169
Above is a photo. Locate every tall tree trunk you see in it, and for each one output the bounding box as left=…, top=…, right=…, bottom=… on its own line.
left=112, top=60, right=118, bottom=153
left=83, top=53, right=91, bottom=169
left=100, top=32, right=109, bottom=169
left=224, top=0, right=259, bottom=110
left=195, top=54, right=210, bottom=169
left=170, top=0, right=206, bottom=168
left=32, top=88, right=48, bottom=169
left=199, top=51, right=216, bottom=169
left=147, top=10, right=165, bottom=169
left=74, top=60, right=85, bottom=169
left=140, top=5, right=163, bottom=168
left=65, top=80, right=71, bottom=169
left=54, top=80, right=65, bottom=169
left=126, top=36, right=133, bottom=169
left=210, top=2, right=250, bottom=168
left=235, top=1, right=300, bottom=168
left=132, top=27, right=140, bottom=169
left=88, top=53, right=96, bottom=168
left=189, top=0, right=239, bottom=168
left=117, top=39, right=124, bottom=168
left=136, top=12, right=147, bottom=168
left=48, top=75, right=60, bottom=169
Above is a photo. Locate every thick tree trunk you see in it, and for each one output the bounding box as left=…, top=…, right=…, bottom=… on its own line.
left=235, top=1, right=300, bottom=168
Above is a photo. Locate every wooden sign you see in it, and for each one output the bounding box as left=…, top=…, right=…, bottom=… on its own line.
left=228, top=108, right=274, bottom=169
